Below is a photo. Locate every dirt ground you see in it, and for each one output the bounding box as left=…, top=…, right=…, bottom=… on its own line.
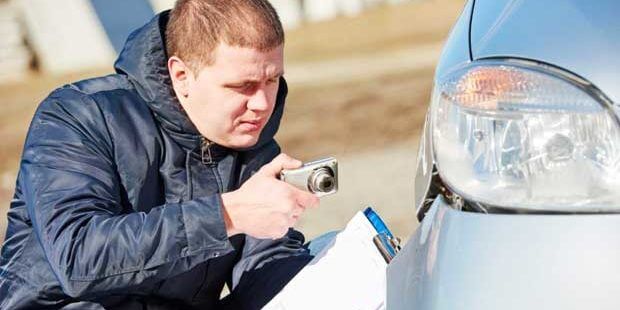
left=0, top=0, right=464, bottom=243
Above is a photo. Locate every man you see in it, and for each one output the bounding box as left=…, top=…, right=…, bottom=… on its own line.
left=0, top=0, right=320, bottom=308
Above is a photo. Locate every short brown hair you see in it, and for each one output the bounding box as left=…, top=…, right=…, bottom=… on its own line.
left=165, top=0, right=284, bottom=72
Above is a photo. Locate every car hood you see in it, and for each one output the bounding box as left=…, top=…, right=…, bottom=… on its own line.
left=470, top=0, right=620, bottom=103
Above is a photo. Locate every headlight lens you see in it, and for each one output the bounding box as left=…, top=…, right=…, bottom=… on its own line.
left=431, top=61, right=620, bottom=211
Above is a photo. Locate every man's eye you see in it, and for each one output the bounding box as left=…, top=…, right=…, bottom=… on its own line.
left=267, top=78, right=278, bottom=85
left=231, top=82, right=252, bottom=91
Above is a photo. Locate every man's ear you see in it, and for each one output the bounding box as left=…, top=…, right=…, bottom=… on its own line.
left=168, top=56, right=192, bottom=98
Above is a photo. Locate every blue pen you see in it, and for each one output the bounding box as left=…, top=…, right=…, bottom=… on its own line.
left=364, top=207, right=394, bottom=239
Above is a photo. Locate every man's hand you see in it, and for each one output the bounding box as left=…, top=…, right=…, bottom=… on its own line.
left=221, top=154, right=320, bottom=239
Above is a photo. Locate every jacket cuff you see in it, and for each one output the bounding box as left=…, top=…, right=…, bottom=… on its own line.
left=182, top=195, right=233, bottom=256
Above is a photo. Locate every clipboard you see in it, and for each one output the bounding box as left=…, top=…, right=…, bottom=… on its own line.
left=263, top=207, right=399, bottom=310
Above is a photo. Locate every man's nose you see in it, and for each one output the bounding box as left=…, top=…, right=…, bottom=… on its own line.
left=247, top=88, right=270, bottom=112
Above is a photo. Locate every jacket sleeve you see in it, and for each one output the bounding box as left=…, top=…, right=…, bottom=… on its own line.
left=220, top=142, right=313, bottom=308
left=20, top=90, right=233, bottom=299
left=222, top=230, right=313, bottom=308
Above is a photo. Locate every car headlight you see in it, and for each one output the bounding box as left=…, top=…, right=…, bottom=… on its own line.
left=431, top=60, right=620, bottom=212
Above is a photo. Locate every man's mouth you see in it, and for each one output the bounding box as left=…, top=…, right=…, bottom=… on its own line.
left=238, top=119, right=264, bottom=132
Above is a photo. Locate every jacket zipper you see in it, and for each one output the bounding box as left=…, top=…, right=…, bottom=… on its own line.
left=200, top=136, right=225, bottom=192
left=200, top=136, right=214, bottom=165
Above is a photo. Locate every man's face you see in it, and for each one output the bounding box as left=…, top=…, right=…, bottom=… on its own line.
left=173, top=43, right=284, bottom=149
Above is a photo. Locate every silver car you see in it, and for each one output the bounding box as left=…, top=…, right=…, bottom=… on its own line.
left=387, top=0, right=620, bottom=309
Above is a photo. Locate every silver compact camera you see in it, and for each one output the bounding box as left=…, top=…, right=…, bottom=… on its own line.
left=280, top=157, right=338, bottom=197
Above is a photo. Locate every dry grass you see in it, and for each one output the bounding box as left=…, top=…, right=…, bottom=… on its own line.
left=285, top=0, right=464, bottom=62
left=280, top=68, right=434, bottom=161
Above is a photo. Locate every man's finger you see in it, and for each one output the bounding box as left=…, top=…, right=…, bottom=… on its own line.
left=295, top=190, right=320, bottom=209
left=291, top=204, right=305, bottom=218
left=258, top=153, right=302, bottom=177
left=288, top=213, right=299, bottom=228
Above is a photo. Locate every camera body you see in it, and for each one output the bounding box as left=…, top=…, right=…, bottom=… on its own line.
left=280, top=157, right=338, bottom=197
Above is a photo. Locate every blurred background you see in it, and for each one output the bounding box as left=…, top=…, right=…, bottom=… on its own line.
left=0, top=0, right=464, bottom=244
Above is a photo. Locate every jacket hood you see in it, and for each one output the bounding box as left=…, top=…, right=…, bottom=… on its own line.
left=113, top=11, right=287, bottom=151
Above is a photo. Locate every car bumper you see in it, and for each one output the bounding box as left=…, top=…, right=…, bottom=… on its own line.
left=387, top=195, right=620, bottom=309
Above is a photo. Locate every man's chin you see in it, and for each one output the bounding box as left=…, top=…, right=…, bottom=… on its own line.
left=225, top=135, right=261, bottom=150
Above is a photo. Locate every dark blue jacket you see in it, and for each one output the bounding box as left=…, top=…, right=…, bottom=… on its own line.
left=0, top=12, right=310, bottom=309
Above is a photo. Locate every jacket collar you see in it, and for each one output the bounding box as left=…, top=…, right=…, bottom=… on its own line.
left=113, top=11, right=287, bottom=154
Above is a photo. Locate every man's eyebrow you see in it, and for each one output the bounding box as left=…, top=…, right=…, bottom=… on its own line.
left=225, top=71, right=284, bottom=85
left=271, top=70, right=285, bottom=79
left=261, top=71, right=284, bottom=81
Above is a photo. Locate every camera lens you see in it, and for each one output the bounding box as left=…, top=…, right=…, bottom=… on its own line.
left=308, top=168, right=335, bottom=193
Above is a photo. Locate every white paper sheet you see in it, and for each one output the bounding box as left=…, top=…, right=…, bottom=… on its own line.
left=263, top=211, right=387, bottom=310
